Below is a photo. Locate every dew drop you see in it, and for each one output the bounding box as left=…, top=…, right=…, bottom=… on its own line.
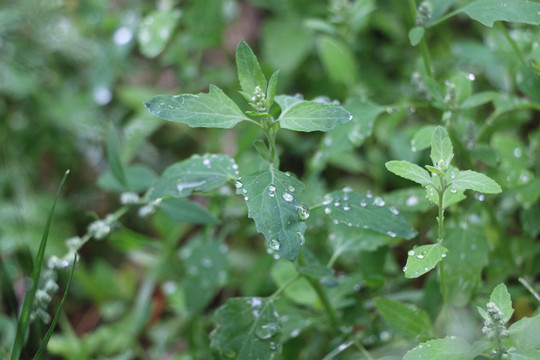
left=269, top=185, right=276, bottom=192
left=373, top=197, right=385, bottom=206
left=203, top=158, right=211, bottom=167
left=255, top=322, right=279, bottom=340
left=408, top=250, right=415, bottom=256
left=288, top=185, right=295, bottom=192
left=416, top=254, right=424, bottom=259
left=366, top=190, right=373, bottom=198
left=269, top=239, right=280, bottom=251
left=333, top=219, right=339, bottom=225
left=403, top=266, right=407, bottom=272
left=424, top=267, right=429, bottom=272
left=296, top=205, right=310, bottom=221
left=441, top=253, right=447, bottom=258
left=360, top=199, right=367, bottom=207
left=387, top=231, right=397, bottom=238
left=343, top=204, right=351, bottom=211
left=297, top=232, right=305, bottom=246
left=467, top=73, right=475, bottom=81
left=235, top=181, right=243, bottom=189
left=450, top=188, right=457, bottom=193
left=324, top=207, right=332, bottom=215
left=244, top=196, right=249, bottom=201
left=334, top=201, right=341, bottom=207
left=282, top=192, right=293, bottom=202
left=268, top=191, right=275, bottom=198
left=343, top=186, right=353, bottom=193
left=390, top=206, right=399, bottom=215
left=348, top=114, right=353, bottom=121
left=514, top=147, right=522, bottom=158
left=201, top=257, right=213, bottom=268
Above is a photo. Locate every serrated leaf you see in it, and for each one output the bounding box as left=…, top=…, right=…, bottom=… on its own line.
left=236, top=40, right=267, bottom=96
left=411, top=125, right=438, bottom=152
left=179, top=238, right=228, bottom=313
left=322, top=190, right=417, bottom=240
left=408, top=26, right=425, bottom=46
left=160, top=198, right=219, bottom=225
left=403, top=337, right=474, bottom=360
left=374, top=297, right=433, bottom=340
left=451, top=170, right=502, bottom=194
left=386, top=160, right=433, bottom=187
left=430, top=126, right=453, bottom=170
left=404, top=244, right=448, bottom=279
left=443, top=225, right=490, bottom=306
left=490, top=283, right=513, bottom=324
left=151, top=154, right=238, bottom=199
left=461, top=0, right=540, bottom=27
left=210, top=297, right=281, bottom=359
left=237, top=168, right=307, bottom=261
left=137, top=10, right=181, bottom=58
left=145, top=85, right=249, bottom=128
left=278, top=100, right=352, bottom=132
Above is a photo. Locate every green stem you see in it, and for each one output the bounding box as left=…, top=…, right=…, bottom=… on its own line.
left=496, top=22, right=527, bottom=67
left=437, top=180, right=449, bottom=332
left=354, top=340, right=374, bottom=360
left=270, top=274, right=300, bottom=300
left=408, top=0, right=433, bottom=78
left=298, top=251, right=340, bottom=333
left=519, top=277, right=540, bottom=304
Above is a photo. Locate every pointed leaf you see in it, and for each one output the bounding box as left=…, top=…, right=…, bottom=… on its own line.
left=236, top=40, right=267, bottom=96
left=490, top=283, right=513, bottom=324
left=210, top=297, right=282, bottom=359
left=430, top=126, right=453, bottom=170
left=374, top=297, right=433, bottom=340
left=237, top=168, right=307, bottom=261
left=403, top=337, right=474, bottom=360
left=461, top=0, right=540, bottom=27
left=274, top=95, right=304, bottom=113
left=404, top=244, right=448, bottom=279
left=322, top=190, right=417, bottom=240
left=266, top=70, right=279, bottom=108
left=317, top=35, right=357, bottom=86
left=509, top=312, right=540, bottom=352
left=451, top=170, right=502, bottom=194
left=386, top=160, right=433, bottom=187
left=151, top=154, right=238, bottom=199
left=277, top=100, right=352, bottom=132
left=145, top=85, right=249, bottom=128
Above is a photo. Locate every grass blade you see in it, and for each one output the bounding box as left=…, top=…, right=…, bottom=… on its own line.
left=11, top=170, right=70, bottom=360
left=32, top=254, right=77, bottom=360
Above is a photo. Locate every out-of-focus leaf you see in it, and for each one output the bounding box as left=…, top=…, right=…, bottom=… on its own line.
left=461, top=0, right=540, bottom=27
left=374, top=297, right=433, bottom=340
left=403, top=337, right=474, bottom=360
left=137, top=10, right=181, bottom=58
left=160, top=198, right=219, bottom=225
left=277, top=100, right=352, bottom=132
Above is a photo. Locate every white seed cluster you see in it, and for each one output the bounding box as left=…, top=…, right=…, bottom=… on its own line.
left=250, top=86, right=266, bottom=112
left=416, top=1, right=432, bottom=26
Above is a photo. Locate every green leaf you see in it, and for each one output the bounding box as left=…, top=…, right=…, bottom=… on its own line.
left=151, top=154, right=238, bottom=199
left=509, top=312, right=540, bottom=352
left=237, top=167, right=307, bottom=261
left=411, top=125, right=438, bottom=152
left=266, top=70, right=280, bottom=108
left=11, top=170, right=69, bottom=360
left=274, top=95, right=304, bottom=113
left=322, top=190, right=417, bottom=240
left=374, top=297, right=433, bottom=340
left=271, top=260, right=317, bottom=305
left=404, top=244, right=448, bottom=279
left=317, top=35, right=357, bottom=86
left=426, top=167, right=466, bottom=208
left=403, top=337, right=474, bottom=360
left=386, top=160, right=433, bottom=187
left=180, top=238, right=228, bottom=313
left=137, top=10, right=181, bottom=58
left=443, top=225, right=490, bottom=306
left=278, top=100, right=352, bottom=132
left=460, top=91, right=499, bottom=109
left=328, top=224, right=400, bottom=254
left=430, top=126, right=453, bottom=171
left=160, top=198, right=219, bottom=225
left=236, top=40, right=267, bottom=96
left=145, top=85, right=249, bottom=128
left=461, top=0, right=540, bottom=27
left=489, top=283, right=513, bottom=324
left=98, top=165, right=158, bottom=193
left=321, top=97, right=384, bottom=156
left=210, top=297, right=282, bottom=359
left=408, top=26, right=425, bottom=46
left=106, top=124, right=129, bottom=191
left=451, top=170, right=502, bottom=194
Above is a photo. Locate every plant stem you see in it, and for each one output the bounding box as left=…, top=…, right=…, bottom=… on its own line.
left=437, top=180, right=450, bottom=332
left=408, top=0, right=433, bottom=78
left=298, top=251, right=340, bottom=333
left=519, top=277, right=540, bottom=304
left=354, top=340, right=374, bottom=360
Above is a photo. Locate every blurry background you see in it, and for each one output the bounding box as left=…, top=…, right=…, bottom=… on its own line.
left=1, top=0, right=539, bottom=359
